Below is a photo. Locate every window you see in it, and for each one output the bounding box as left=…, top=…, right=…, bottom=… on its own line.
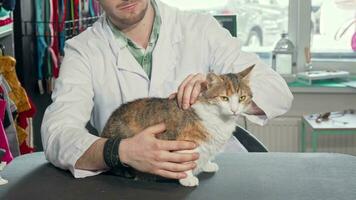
left=160, top=0, right=290, bottom=65
left=160, top=0, right=356, bottom=72
left=293, top=0, right=356, bottom=74
left=311, top=0, right=356, bottom=61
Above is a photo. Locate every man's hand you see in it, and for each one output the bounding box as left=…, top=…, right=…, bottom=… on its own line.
left=170, top=73, right=206, bottom=110
left=119, top=123, right=199, bottom=179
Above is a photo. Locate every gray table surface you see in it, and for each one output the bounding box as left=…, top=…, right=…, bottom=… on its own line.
left=0, top=152, right=356, bottom=200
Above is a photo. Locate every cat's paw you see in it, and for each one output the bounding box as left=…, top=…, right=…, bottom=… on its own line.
left=203, top=162, right=219, bottom=172
left=179, top=176, right=199, bottom=187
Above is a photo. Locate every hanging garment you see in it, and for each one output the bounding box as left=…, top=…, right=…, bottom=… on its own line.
left=69, top=0, right=75, bottom=37
left=0, top=7, right=9, bottom=18
left=35, top=0, right=47, bottom=94
left=17, top=99, right=36, bottom=154
left=72, top=0, right=80, bottom=35
left=0, top=99, right=13, bottom=163
left=51, top=0, right=60, bottom=78
left=25, top=118, right=34, bottom=148
left=44, top=0, right=59, bottom=93
left=0, top=17, right=12, bottom=26
left=0, top=56, right=34, bottom=150
left=0, top=77, right=19, bottom=157
left=92, top=0, right=100, bottom=16
left=59, top=0, right=67, bottom=55
left=44, top=0, right=53, bottom=93
left=78, top=0, right=82, bottom=30
left=0, top=56, right=31, bottom=113
left=17, top=99, right=36, bottom=131
left=0, top=77, right=33, bottom=155
left=0, top=98, right=5, bottom=121
left=0, top=0, right=16, bottom=11
left=15, top=124, right=27, bottom=147
left=20, top=142, right=34, bottom=154
left=88, top=0, right=100, bottom=17
left=82, top=0, right=89, bottom=17
left=34, top=0, right=59, bottom=93
left=88, top=0, right=94, bottom=17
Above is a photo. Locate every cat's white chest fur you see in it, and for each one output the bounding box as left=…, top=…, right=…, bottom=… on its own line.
left=178, top=103, right=238, bottom=186
left=190, top=103, right=238, bottom=175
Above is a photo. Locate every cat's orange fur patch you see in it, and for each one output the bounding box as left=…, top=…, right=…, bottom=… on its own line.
left=176, top=122, right=209, bottom=143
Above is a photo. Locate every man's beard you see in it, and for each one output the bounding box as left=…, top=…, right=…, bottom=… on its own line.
left=114, top=2, right=149, bottom=27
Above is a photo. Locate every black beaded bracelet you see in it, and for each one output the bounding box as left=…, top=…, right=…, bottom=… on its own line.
left=103, top=136, right=129, bottom=170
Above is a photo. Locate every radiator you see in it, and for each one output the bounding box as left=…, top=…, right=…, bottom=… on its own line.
left=245, top=117, right=356, bottom=155
left=246, top=117, right=301, bottom=152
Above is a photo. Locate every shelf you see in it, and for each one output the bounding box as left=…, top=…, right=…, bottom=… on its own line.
left=289, top=76, right=356, bottom=94
left=0, top=23, right=13, bottom=38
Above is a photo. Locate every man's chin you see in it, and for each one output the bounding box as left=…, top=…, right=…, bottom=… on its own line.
left=121, top=16, right=144, bottom=25
left=113, top=9, right=147, bottom=27
left=114, top=1, right=149, bottom=27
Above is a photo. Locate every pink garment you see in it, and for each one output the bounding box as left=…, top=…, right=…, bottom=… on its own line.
left=93, top=1, right=101, bottom=16
left=0, top=99, right=5, bottom=121
left=0, top=99, right=13, bottom=163
left=352, top=32, right=356, bottom=51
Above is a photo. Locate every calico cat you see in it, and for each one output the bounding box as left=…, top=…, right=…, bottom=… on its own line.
left=101, top=65, right=255, bottom=187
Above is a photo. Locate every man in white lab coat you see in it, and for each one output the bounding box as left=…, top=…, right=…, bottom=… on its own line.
left=41, top=0, right=293, bottom=180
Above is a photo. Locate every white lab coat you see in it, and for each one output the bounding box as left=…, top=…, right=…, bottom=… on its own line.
left=41, top=1, right=293, bottom=178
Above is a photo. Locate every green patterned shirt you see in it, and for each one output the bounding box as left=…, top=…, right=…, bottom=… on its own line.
left=108, top=0, right=161, bottom=79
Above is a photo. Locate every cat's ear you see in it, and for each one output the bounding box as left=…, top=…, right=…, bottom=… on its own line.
left=238, top=64, right=255, bottom=80
left=206, top=73, right=222, bottom=88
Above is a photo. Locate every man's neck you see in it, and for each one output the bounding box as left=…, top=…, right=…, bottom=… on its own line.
left=111, top=2, right=155, bottom=49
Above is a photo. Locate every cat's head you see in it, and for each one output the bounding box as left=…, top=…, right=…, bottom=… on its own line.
left=199, top=65, right=255, bottom=118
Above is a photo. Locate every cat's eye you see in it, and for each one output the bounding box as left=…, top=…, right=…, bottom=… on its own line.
left=220, top=96, right=229, bottom=101
left=239, top=96, right=246, bottom=101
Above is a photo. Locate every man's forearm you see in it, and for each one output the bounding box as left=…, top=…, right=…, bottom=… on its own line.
left=75, top=138, right=109, bottom=171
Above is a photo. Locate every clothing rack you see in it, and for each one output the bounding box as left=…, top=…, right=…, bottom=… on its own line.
left=0, top=48, right=37, bottom=163
left=0, top=1, right=38, bottom=162
left=21, top=16, right=100, bottom=39
left=12, top=1, right=102, bottom=151
left=19, top=0, right=103, bottom=95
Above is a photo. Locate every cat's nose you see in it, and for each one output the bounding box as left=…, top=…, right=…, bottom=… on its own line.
left=231, top=110, right=238, bottom=115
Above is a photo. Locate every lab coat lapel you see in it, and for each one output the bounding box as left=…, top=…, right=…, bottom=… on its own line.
left=117, top=48, right=149, bottom=81
left=149, top=2, right=183, bottom=97
left=103, top=16, right=149, bottom=81
left=149, top=36, right=179, bottom=96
